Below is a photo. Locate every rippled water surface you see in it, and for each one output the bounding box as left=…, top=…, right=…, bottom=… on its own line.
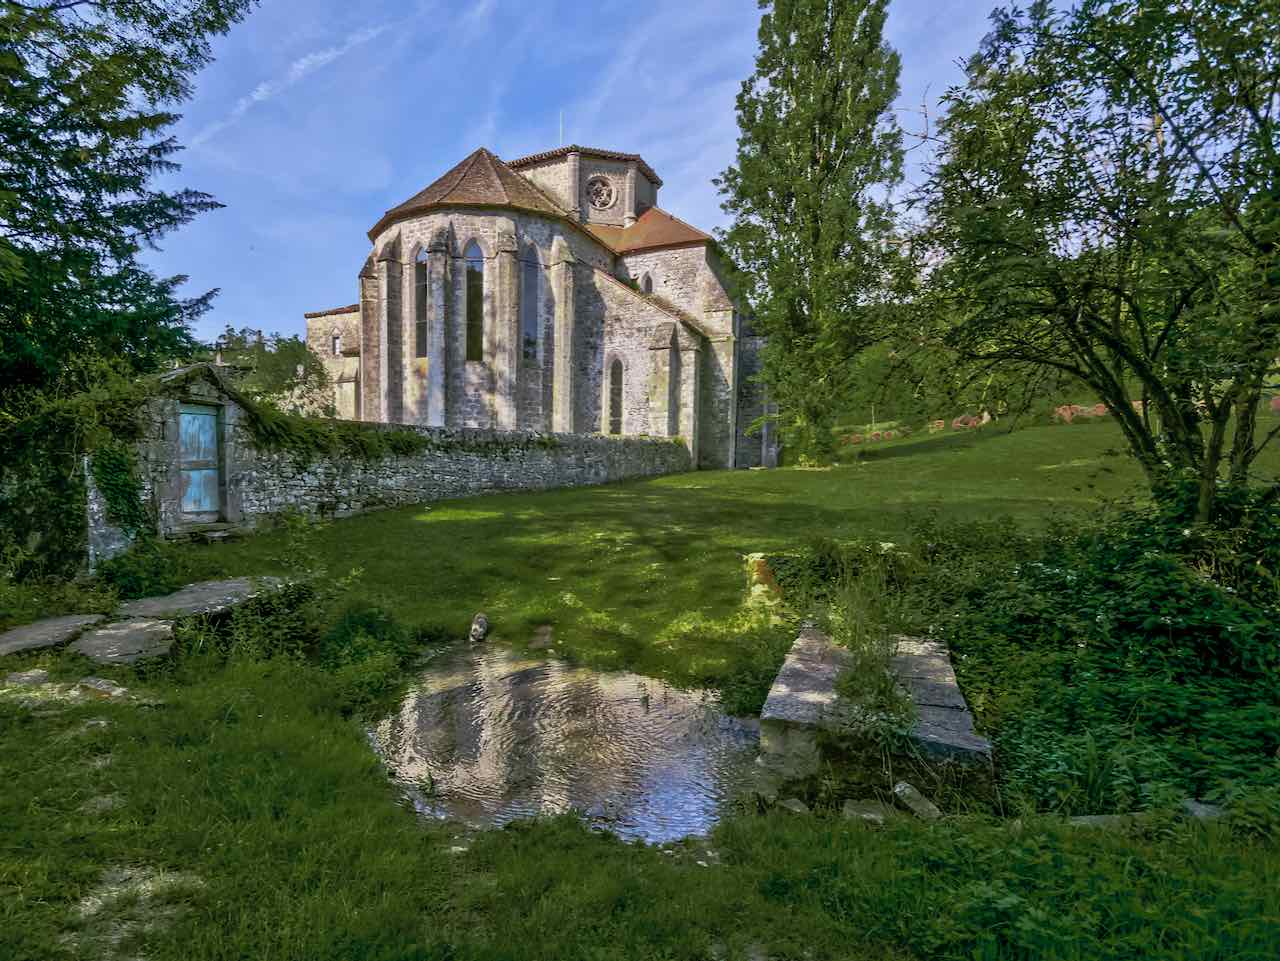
left=370, top=646, right=761, bottom=843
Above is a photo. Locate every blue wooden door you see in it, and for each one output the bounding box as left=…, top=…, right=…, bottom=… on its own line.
left=179, top=404, right=221, bottom=519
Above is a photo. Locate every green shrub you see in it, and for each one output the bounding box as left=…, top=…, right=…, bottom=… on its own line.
left=95, top=539, right=189, bottom=599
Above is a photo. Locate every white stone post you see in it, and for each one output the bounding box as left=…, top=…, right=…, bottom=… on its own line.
left=493, top=221, right=520, bottom=430
left=426, top=230, right=449, bottom=426
left=551, top=237, right=576, bottom=432
left=624, top=161, right=638, bottom=228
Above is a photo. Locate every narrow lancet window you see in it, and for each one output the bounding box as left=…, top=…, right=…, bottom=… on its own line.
left=414, top=249, right=430, bottom=358
left=331, top=331, right=341, bottom=356
left=608, top=358, right=623, bottom=435
left=465, top=241, right=484, bottom=362
left=640, top=273, right=653, bottom=295
left=521, top=259, right=540, bottom=363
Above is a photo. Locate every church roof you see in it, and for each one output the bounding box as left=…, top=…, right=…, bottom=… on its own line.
left=585, top=207, right=713, bottom=254
left=368, top=148, right=568, bottom=239
left=506, top=145, right=663, bottom=187
left=303, top=303, right=359, bottom=319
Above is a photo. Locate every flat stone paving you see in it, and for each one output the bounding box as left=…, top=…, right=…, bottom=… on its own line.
left=0, top=578, right=285, bottom=668
left=116, top=577, right=283, bottom=620
left=72, top=620, right=175, bottom=665
left=0, top=614, right=105, bottom=657
left=892, top=636, right=992, bottom=763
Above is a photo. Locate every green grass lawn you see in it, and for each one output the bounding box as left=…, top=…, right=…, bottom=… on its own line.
left=4, top=421, right=1278, bottom=961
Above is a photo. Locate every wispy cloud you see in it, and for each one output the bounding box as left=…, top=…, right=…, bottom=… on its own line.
left=190, top=24, right=389, bottom=147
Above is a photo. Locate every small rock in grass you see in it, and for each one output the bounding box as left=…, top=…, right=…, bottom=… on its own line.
left=79, top=794, right=124, bottom=815
left=842, top=799, right=895, bottom=825
left=77, top=677, right=128, bottom=699
left=777, top=797, right=810, bottom=815
left=893, top=782, right=941, bottom=820
left=5, top=668, right=50, bottom=686
left=530, top=624, right=554, bottom=650
left=469, top=613, right=490, bottom=643
left=1181, top=799, right=1225, bottom=821
left=1068, top=814, right=1134, bottom=830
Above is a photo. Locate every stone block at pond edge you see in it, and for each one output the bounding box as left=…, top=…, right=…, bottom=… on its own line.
left=77, top=677, right=129, bottom=699
left=0, top=614, right=106, bottom=657
left=759, top=627, right=851, bottom=778
left=894, top=781, right=942, bottom=820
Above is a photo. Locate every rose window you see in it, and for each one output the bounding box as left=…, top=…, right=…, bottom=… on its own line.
left=587, top=177, right=616, bottom=210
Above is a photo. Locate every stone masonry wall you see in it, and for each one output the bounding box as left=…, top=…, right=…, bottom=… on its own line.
left=233, top=425, right=691, bottom=522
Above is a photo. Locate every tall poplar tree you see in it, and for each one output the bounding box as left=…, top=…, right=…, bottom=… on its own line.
left=717, top=0, right=904, bottom=455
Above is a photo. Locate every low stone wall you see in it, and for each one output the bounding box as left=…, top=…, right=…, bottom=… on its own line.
left=233, top=426, right=691, bottom=521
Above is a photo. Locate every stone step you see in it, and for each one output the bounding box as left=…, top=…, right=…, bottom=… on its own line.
left=115, top=577, right=283, bottom=620
left=0, top=614, right=106, bottom=658
left=71, top=620, right=175, bottom=665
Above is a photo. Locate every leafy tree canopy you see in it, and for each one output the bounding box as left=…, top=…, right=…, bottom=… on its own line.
left=201, top=326, right=333, bottom=415
left=0, top=0, right=256, bottom=400
left=911, top=0, right=1278, bottom=521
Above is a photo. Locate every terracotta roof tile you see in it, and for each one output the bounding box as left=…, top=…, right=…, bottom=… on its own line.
left=506, top=145, right=663, bottom=187
left=368, top=148, right=567, bottom=239
left=585, top=207, right=713, bottom=254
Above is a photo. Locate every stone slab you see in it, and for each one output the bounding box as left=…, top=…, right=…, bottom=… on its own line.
left=760, top=627, right=851, bottom=729
left=71, top=620, right=174, bottom=665
left=116, top=578, right=283, bottom=620
left=5, top=668, right=50, bottom=686
left=892, top=635, right=992, bottom=764
left=0, top=614, right=106, bottom=657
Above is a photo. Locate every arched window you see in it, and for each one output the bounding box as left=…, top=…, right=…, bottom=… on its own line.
left=464, top=241, right=484, bottom=362
left=414, top=249, right=430, bottom=358
left=520, top=257, right=541, bottom=364
left=331, top=331, right=341, bottom=356
left=640, top=273, right=653, bottom=295
left=608, top=358, right=623, bottom=435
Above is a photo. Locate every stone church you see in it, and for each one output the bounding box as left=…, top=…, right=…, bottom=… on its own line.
left=304, top=145, right=775, bottom=469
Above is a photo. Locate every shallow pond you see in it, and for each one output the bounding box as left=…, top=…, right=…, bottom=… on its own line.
left=370, top=646, right=761, bottom=843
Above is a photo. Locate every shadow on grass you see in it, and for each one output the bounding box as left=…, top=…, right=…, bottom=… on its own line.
left=853, top=428, right=1002, bottom=462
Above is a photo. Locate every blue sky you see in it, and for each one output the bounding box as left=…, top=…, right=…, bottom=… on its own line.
left=143, top=0, right=998, bottom=343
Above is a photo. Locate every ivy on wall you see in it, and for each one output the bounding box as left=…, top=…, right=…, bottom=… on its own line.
left=0, top=360, right=151, bottom=578
left=243, top=403, right=563, bottom=465
left=89, top=440, right=151, bottom=538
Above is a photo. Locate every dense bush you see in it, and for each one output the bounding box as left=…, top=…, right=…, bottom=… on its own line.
left=778, top=489, right=1280, bottom=815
